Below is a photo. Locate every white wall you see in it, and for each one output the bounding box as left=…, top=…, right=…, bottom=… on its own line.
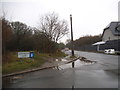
left=102, top=29, right=119, bottom=41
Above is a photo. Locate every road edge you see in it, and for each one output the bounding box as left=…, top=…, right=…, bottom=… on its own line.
left=2, top=57, right=80, bottom=78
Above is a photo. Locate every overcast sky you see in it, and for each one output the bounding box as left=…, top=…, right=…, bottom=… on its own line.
left=0, top=0, right=119, bottom=43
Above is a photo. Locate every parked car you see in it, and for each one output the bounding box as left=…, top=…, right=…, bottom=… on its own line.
left=104, top=49, right=115, bottom=54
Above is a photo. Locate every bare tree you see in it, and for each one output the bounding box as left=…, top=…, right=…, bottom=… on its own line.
left=39, top=12, right=69, bottom=42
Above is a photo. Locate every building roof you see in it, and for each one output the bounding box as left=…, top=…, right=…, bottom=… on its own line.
left=92, top=41, right=106, bottom=46
left=102, top=22, right=120, bottom=37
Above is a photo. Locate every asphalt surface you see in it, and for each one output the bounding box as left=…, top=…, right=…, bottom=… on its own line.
left=65, top=50, right=118, bottom=70
left=2, top=50, right=119, bottom=88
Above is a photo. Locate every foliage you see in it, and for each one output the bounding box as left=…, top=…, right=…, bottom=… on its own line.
left=2, top=12, right=69, bottom=74
left=50, top=50, right=68, bottom=58
left=58, top=43, right=65, bottom=50
left=10, top=21, right=33, bottom=51
left=66, top=35, right=102, bottom=49
left=2, top=18, right=13, bottom=54
left=2, top=19, right=58, bottom=53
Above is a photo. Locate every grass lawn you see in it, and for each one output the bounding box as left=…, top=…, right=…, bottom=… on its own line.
left=2, top=51, right=67, bottom=75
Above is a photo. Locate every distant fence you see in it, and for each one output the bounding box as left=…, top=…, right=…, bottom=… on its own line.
left=75, top=39, right=120, bottom=52
left=100, top=40, right=120, bottom=51
left=74, top=45, right=97, bottom=52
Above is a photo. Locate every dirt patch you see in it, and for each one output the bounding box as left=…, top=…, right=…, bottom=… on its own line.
left=79, top=56, right=97, bottom=63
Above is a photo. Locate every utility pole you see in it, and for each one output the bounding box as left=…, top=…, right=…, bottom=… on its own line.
left=70, top=14, right=75, bottom=68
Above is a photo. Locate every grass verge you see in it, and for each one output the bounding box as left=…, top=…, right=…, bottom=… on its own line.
left=70, top=55, right=76, bottom=58
left=2, top=51, right=67, bottom=75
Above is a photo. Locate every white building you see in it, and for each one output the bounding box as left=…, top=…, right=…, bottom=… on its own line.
left=92, top=22, right=120, bottom=51
left=102, top=22, right=120, bottom=41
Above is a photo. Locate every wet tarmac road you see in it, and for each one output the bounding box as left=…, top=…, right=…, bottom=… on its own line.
left=3, top=50, right=119, bottom=88
left=65, top=50, right=118, bottom=70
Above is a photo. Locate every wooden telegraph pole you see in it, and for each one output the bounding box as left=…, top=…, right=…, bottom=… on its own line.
left=70, top=14, right=75, bottom=68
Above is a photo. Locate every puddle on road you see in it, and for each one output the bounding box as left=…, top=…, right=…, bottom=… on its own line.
left=54, top=59, right=96, bottom=70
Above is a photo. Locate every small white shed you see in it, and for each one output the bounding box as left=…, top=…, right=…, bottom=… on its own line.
left=92, top=41, right=106, bottom=51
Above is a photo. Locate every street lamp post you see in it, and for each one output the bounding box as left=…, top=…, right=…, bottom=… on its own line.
left=70, top=14, right=75, bottom=68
